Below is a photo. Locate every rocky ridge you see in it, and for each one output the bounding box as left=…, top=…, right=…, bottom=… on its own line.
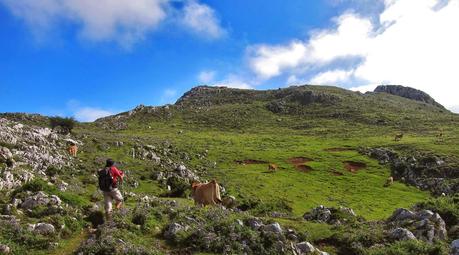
left=374, top=85, right=444, bottom=109
left=0, top=118, right=79, bottom=191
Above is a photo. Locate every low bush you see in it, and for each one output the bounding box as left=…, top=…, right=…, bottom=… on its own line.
left=49, top=116, right=76, bottom=134
left=367, top=240, right=449, bottom=255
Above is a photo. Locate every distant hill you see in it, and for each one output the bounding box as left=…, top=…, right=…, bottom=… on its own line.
left=96, top=84, right=456, bottom=132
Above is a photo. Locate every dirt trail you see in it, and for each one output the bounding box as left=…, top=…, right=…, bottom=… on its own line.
left=49, top=229, right=89, bottom=255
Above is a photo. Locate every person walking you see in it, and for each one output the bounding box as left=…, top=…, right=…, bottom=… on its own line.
left=98, top=159, right=124, bottom=219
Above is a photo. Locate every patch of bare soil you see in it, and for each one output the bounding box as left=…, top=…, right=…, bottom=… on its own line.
left=324, top=147, right=355, bottom=152
left=287, top=157, right=314, bottom=172
left=343, top=161, right=367, bottom=173
left=235, top=159, right=268, bottom=165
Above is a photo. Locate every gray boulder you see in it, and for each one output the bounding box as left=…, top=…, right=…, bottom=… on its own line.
left=164, top=223, right=183, bottom=240
left=390, top=228, right=417, bottom=241
left=295, top=241, right=315, bottom=254
left=451, top=239, right=459, bottom=255
left=388, top=208, right=447, bottom=242
left=263, top=222, right=282, bottom=233
left=33, top=223, right=55, bottom=235
left=222, top=195, right=237, bottom=208
left=247, top=218, right=264, bottom=230
left=388, top=208, right=415, bottom=222
left=0, top=244, right=10, bottom=254
left=21, top=191, right=62, bottom=210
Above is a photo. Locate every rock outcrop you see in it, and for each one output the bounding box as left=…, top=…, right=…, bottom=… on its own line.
left=303, top=205, right=357, bottom=225
left=387, top=208, right=448, bottom=243
left=374, top=85, right=444, bottom=109
left=361, top=147, right=458, bottom=195
left=0, top=118, right=79, bottom=191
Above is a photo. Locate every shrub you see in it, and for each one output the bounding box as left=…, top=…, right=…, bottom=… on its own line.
left=166, top=176, right=189, bottom=197
left=49, top=116, right=76, bottom=134
left=416, top=196, right=459, bottom=228
left=46, top=166, right=61, bottom=177
left=367, top=240, right=449, bottom=255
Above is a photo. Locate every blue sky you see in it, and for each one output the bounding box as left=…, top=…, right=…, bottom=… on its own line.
left=1, top=0, right=458, bottom=121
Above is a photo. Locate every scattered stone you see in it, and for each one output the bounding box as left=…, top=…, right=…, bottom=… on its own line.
left=246, top=218, right=263, bottom=230
left=390, top=227, right=417, bottom=241
left=221, top=196, right=237, bottom=208
left=295, top=241, right=315, bottom=254
left=387, top=208, right=447, bottom=242
left=21, top=191, right=62, bottom=210
left=33, top=223, right=55, bottom=235
left=304, top=205, right=358, bottom=225
left=263, top=222, right=282, bottom=233
left=0, top=244, right=10, bottom=254
left=164, top=223, right=183, bottom=240
left=451, top=239, right=459, bottom=255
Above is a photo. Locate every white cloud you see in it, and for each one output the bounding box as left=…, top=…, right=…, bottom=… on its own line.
left=74, top=107, right=114, bottom=122
left=212, top=74, right=253, bottom=89
left=309, top=69, right=354, bottom=85
left=349, top=84, right=378, bottom=93
left=248, top=41, right=307, bottom=80
left=1, top=0, right=224, bottom=46
left=198, top=70, right=216, bottom=83
left=246, top=0, right=459, bottom=112
left=181, top=0, right=225, bottom=40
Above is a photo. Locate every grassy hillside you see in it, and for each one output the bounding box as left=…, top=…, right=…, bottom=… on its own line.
left=1, top=85, right=458, bottom=254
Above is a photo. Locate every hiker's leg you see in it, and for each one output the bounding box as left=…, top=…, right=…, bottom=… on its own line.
left=112, top=189, right=124, bottom=210
left=103, top=192, right=113, bottom=219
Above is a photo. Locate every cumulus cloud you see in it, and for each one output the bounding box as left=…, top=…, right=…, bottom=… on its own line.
left=246, top=0, right=459, bottom=112
left=181, top=0, right=225, bottom=39
left=349, top=84, right=378, bottom=93
left=198, top=70, right=216, bottom=83
left=248, top=41, right=307, bottom=80
left=309, top=69, right=354, bottom=85
left=212, top=74, right=253, bottom=89
left=74, top=107, right=114, bottom=122
left=1, top=0, right=224, bottom=46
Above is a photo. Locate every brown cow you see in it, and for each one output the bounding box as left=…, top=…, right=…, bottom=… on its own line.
left=191, top=180, right=222, bottom=206
left=394, top=133, right=403, bottom=142
left=268, top=163, right=278, bottom=172
left=384, top=176, right=394, bottom=187
left=68, top=144, right=78, bottom=157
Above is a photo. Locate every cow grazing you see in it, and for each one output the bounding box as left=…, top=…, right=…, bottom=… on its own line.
left=394, top=133, right=403, bottom=142
left=191, top=180, right=222, bottom=206
left=384, top=176, right=394, bottom=187
left=268, top=164, right=278, bottom=172
left=68, top=144, right=78, bottom=157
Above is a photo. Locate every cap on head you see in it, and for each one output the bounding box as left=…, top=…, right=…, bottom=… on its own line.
left=106, top=158, right=115, bottom=167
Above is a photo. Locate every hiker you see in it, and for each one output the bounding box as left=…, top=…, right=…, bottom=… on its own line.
left=98, top=159, right=124, bottom=219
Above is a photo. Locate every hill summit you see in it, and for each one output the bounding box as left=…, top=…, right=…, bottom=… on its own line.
left=374, top=85, right=444, bottom=109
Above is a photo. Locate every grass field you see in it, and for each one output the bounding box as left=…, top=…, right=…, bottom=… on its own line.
left=2, top=85, right=458, bottom=254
